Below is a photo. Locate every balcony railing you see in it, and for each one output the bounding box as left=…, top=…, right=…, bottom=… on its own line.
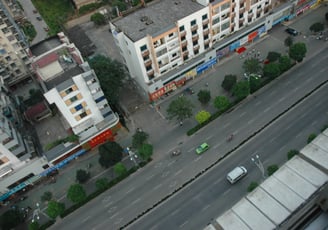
left=192, top=34, right=199, bottom=42
left=193, top=45, right=200, bottom=51
left=191, top=24, right=198, bottom=32
left=147, top=69, right=154, bottom=76
left=181, top=40, right=187, bottom=47
left=203, top=29, right=210, bottom=36
left=180, top=30, right=186, bottom=37
left=142, top=50, right=150, bottom=57
left=202, top=19, right=209, bottom=25
left=144, top=59, right=152, bottom=67
left=239, top=7, right=245, bottom=14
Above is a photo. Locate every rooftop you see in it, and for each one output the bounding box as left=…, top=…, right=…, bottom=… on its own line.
left=113, top=0, right=204, bottom=41
left=30, top=36, right=62, bottom=57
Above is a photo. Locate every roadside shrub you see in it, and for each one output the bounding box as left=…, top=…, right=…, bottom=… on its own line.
left=267, top=165, right=279, bottom=176
left=287, top=149, right=299, bottom=160
left=307, top=133, right=317, bottom=143
left=247, top=182, right=259, bottom=192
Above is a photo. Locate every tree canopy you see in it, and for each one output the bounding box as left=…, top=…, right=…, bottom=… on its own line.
left=289, top=42, right=307, bottom=62
left=278, top=55, right=292, bottom=72
left=166, top=96, right=194, bottom=122
left=47, top=200, right=65, bottom=219
left=76, top=169, right=90, bottom=184
left=137, top=143, right=153, bottom=161
left=114, top=162, right=127, bottom=176
left=242, top=58, right=262, bottom=75
left=197, top=90, right=211, bottom=104
left=90, top=13, right=106, bottom=25
left=88, top=55, right=127, bottom=104
left=195, top=110, right=211, bottom=124
left=266, top=51, right=281, bottom=62
left=263, top=63, right=281, bottom=79
left=232, top=81, right=250, bottom=101
left=0, top=209, right=24, bottom=230
left=98, top=142, right=123, bottom=168
left=249, top=75, right=262, bottom=94
left=132, top=131, right=149, bottom=149
left=309, top=22, right=324, bottom=32
left=67, top=184, right=87, bottom=204
left=213, top=96, right=230, bottom=112
left=284, top=36, right=293, bottom=47
left=221, top=74, right=237, bottom=91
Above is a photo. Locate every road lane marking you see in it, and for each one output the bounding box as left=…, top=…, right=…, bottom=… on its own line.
left=179, top=220, right=189, bottom=228
left=223, top=188, right=231, bottom=196
left=214, top=178, right=223, bottom=185
left=146, top=174, right=155, bottom=181
left=82, top=216, right=91, bottom=223
left=131, top=198, right=140, bottom=205
left=153, top=183, right=162, bottom=190
left=269, top=137, right=276, bottom=143
left=206, top=135, right=214, bottom=141
left=104, top=201, right=113, bottom=208
left=109, top=212, right=119, bottom=219
left=194, top=156, right=202, bottom=162
left=247, top=119, right=254, bottom=125
left=278, top=96, right=285, bottom=103
left=125, top=187, right=135, bottom=194
left=171, top=208, right=180, bottom=216
left=214, top=143, right=220, bottom=149
left=223, top=122, right=230, bottom=128
left=263, top=107, right=271, bottom=113
left=174, top=169, right=183, bottom=176
left=269, top=90, right=276, bottom=96
left=293, top=87, right=298, bottom=92
left=167, top=161, right=175, bottom=167
left=201, top=204, right=211, bottom=212
left=170, top=181, right=177, bottom=188
left=187, top=147, right=193, bottom=153
left=255, top=100, right=261, bottom=106
left=239, top=111, right=246, bottom=117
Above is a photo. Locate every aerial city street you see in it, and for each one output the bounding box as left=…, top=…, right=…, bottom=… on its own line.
left=0, top=0, right=327, bottom=230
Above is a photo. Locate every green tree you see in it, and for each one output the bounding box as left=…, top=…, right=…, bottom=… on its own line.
left=28, top=221, right=40, bottom=230
left=114, top=162, right=127, bottom=176
left=41, top=191, right=53, bottom=202
left=197, top=90, right=211, bottom=105
left=243, top=58, right=262, bottom=75
left=267, top=165, right=279, bottom=176
left=247, top=182, right=259, bottom=192
left=95, top=178, right=109, bottom=191
left=221, top=74, right=237, bottom=91
left=266, top=51, right=281, bottom=62
left=138, top=143, right=153, bottom=161
left=278, top=55, right=292, bottom=72
left=0, top=209, right=24, bottom=230
left=309, top=22, right=324, bottom=32
left=67, top=184, right=87, bottom=204
left=284, top=36, right=294, bottom=47
left=195, top=110, right=211, bottom=124
left=88, top=55, right=127, bottom=104
left=213, top=96, right=230, bottom=112
left=263, top=63, right=281, bottom=79
left=76, top=169, right=90, bottom=184
left=166, top=96, right=194, bottom=123
left=112, top=0, right=127, bottom=12
left=90, top=12, right=106, bottom=25
left=307, top=133, right=317, bottom=143
left=98, top=142, right=123, bottom=168
left=249, top=75, right=262, bottom=93
left=232, top=81, right=250, bottom=101
left=132, top=131, right=149, bottom=149
left=47, top=200, right=65, bottom=219
left=289, top=42, right=307, bottom=62
left=287, top=149, right=299, bottom=160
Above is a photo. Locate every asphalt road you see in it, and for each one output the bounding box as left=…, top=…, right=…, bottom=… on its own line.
left=130, top=71, right=328, bottom=230
left=50, top=39, right=328, bottom=230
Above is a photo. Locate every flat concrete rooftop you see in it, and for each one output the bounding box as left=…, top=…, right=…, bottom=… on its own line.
left=113, top=0, right=204, bottom=41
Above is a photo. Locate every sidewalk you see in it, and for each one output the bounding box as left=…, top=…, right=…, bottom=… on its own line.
left=12, top=4, right=328, bottom=228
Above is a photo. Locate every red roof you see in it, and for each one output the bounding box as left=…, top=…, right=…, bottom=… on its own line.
left=24, top=101, right=48, bottom=121
left=35, top=52, right=58, bottom=68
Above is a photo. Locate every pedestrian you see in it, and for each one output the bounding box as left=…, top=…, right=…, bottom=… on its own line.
left=180, top=121, right=183, bottom=126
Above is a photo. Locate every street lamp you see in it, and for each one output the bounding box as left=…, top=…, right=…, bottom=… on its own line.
left=126, top=147, right=139, bottom=167
left=32, top=203, right=40, bottom=223
left=251, top=154, right=266, bottom=179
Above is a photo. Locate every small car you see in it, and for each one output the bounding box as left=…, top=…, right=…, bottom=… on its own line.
left=185, top=87, right=195, bottom=95
left=285, top=28, right=298, bottom=36
left=196, top=143, right=209, bottom=155
left=171, top=149, right=181, bottom=156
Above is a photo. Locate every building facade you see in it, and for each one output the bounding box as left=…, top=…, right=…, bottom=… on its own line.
left=0, top=0, right=31, bottom=86
left=110, top=0, right=273, bottom=101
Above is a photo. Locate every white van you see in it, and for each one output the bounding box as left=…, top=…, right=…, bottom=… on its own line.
left=227, top=166, right=247, bottom=184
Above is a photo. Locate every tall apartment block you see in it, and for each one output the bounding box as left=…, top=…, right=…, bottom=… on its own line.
left=0, top=0, right=31, bottom=86
left=110, top=0, right=275, bottom=101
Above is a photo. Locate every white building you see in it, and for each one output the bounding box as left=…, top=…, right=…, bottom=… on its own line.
left=110, top=0, right=272, bottom=100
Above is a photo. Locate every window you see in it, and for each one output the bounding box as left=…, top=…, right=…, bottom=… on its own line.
left=70, top=96, right=78, bottom=102
left=193, top=40, right=198, bottom=46
left=75, top=104, right=83, bottom=111
left=182, top=46, right=187, bottom=52
left=213, top=17, right=220, bottom=24
left=205, top=44, right=209, bottom=49
left=103, top=111, right=113, bottom=117
left=172, top=53, right=177, bottom=58
left=190, top=19, right=196, bottom=26
left=140, top=45, right=147, bottom=51
left=146, top=65, right=152, bottom=71
left=65, top=88, right=73, bottom=94
left=169, top=33, right=174, bottom=37
left=179, top=25, right=185, bottom=31
left=204, top=34, right=209, bottom=40
left=203, top=24, right=208, bottom=30
left=192, top=30, right=197, bottom=35
left=183, top=56, right=189, bottom=61
left=194, top=49, right=199, bottom=55
left=202, top=14, right=208, bottom=20
left=95, top=96, right=106, bottom=103
left=181, top=36, right=186, bottom=41
left=80, top=112, right=88, bottom=119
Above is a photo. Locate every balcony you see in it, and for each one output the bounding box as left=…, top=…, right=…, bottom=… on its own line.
left=231, top=2, right=236, bottom=8
left=142, top=50, right=150, bottom=57
left=147, top=69, right=154, bottom=76
left=181, top=40, right=188, bottom=47
left=203, top=29, right=210, bottom=36
left=230, top=22, right=235, bottom=28
left=180, top=30, right=186, bottom=37
left=193, top=45, right=200, bottom=51
left=264, top=5, right=270, bottom=12
left=231, top=12, right=236, bottom=18
left=202, top=19, right=209, bottom=25
left=144, top=59, right=152, bottom=67
left=204, top=39, right=210, bottom=45
left=257, top=8, right=262, bottom=15
left=192, top=34, right=199, bottom=42
left=239, top=18, right=244, bottom=24
left=191, top=24, right=198, bottom=32
left=183, top=50, right=189, bottom=57
left=240, top=0, right=245, bottom=4
left=239, top=7, right=245, bottom=14
left=248, top=13, right=253, bottom=19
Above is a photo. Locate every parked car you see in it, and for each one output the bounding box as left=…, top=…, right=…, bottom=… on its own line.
left=185, top=87, right=195, bottom=95
left=196, top=143, right=209, bottom=155
left=171, top=149, right=181, bottom=157
left=226, top=166, right=248, bottom=184
left=285, top=28, right=298, bottom=36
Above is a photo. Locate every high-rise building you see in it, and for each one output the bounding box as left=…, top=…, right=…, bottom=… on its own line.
left=0, top=0, right=31, bottom=86
left=110, top=0, right=273, bottom=101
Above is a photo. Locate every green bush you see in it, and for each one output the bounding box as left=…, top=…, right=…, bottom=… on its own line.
left=307, top=133, right=317, bottom=143
left=287, top=149, right=299, bottom=160
left=320, top=124, right=328, bottom=132
left=247, top=182, right=259, bottom=192
left=267, top=165, right=279, bottom=176
left=78, top=3, right=102, bottom=15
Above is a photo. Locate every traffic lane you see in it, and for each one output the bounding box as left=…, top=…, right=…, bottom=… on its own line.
left=130, top=82, right=328, bottom=229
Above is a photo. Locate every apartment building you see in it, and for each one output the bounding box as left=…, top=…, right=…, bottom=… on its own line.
left=31, top=32, right=119, bottom=142
left=110, top=0, right=272, bottom=101
left=0, top=0, right=31, bottom=86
